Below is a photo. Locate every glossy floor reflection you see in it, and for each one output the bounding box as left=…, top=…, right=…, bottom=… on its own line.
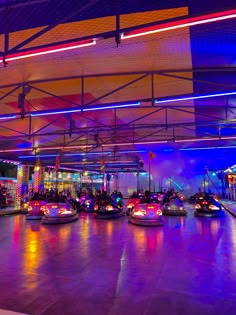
left=0, top=204, right=236, bottom=315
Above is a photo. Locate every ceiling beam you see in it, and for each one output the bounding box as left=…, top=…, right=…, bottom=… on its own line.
left=0, top=67, right=235, bottom=89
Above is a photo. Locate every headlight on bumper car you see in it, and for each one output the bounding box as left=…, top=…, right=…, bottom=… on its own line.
left=127, top=203, right=134, bottom=209
left=40, top=205, right=49, bottom=215
left=58, top=208, right=73, bottom=215
left=133, top=209, right=146, bottom=216
left=209, top=204, right=220, bottom=210
left=106, top=205, right=115, bottom=211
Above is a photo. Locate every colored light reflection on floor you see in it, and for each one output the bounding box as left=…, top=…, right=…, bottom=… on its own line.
left=0, top=205, right=236, bottom=314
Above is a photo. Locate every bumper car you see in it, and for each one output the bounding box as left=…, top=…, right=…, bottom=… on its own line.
left=94, top=199, right=124, bottom=219
left=67, top=198, right=82, bottom=212
left=126, top=197, right=141, bottom=216
left=41, top=202, right=79, bottom=224
left=194, top=194, right=224, bottom=217
left=162, top=198, right=187, bottom=216
left=26, top=200, right=47, bottom=220
left=81, top=197, right=95, bottom=213
left=128, top=202, right=163, bottom=226
left=20, top=201, right=30, bottom=214
left=155, top=192, right=166, bottom=204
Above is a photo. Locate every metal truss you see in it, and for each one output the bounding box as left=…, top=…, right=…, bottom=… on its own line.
left=0, top=68, right=235, bottom=154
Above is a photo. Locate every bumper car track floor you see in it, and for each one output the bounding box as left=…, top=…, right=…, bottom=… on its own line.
left=0, top=202, right=235, bottom=315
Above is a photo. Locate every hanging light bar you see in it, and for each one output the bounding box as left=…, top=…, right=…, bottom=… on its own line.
left=0, top=40, right=96, bottom=63
left=180, top=145, right=236, bottom=151
left=83, top=102, right=141, bottom=111
left=0, top=114, right=16, bottom=120
left=155, top=91, right=236, bottom=104
left=18, top=149, right=146, bottom=159
left=101, top=140, right=168, bottom=147
left=18, top=154, right=58, bottom=158
left=0, top=144, right=93, bottom=153
left=4, top=136, right=236, bottom=155
left=0, top=148, right=32, bottom=153
left=30, top=108, right=82, bottom=117
left=121, top=9, right=236, bottom=39
left=175, top=136, right=236, bottom=143
left=30, top=101, right=140, bottom=117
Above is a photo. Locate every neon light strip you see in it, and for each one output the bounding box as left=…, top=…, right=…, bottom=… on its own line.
left=121, top=9, right=236, bottom=39
left=64, top=152, right=110, bottom=156
left=101, top=164, right=138, bottom=167
left=135, top=140, right=168, bottom=145
left=180, top=146, right=236, bottom=151
left=101, top=140, right=168, bottom=147
left=0, top=115, right=16, bottom=120
left=176, top=136, right=236, bottom=142
left=30, top=102, right=140, bottom=117
left=30, top=108, right=82, bottom=117
left=83, top=102, right=141, bottom=111
left=0, top=145, right=93, bottom=153
left=18, top=154, right=58, bottom=158
left=176, top=137, right=220, bottom=142
left=61, top=162, right=101, bottom=166
left=18, top=150, right=145, bottom=159
left=2, top=136, right=236, bottom=154
left=0, top=40, right=96, bottom=63
left=64, top=149, right=145, bottom=155
left=63, top=161, right=137, bottom=165
left=0, top=159, right=20, bottom=164
left=0, top=148, right=32, bottom=153
left=118, top=150, right=146, bottom=153
left=155, top=91, right=236, bottom=104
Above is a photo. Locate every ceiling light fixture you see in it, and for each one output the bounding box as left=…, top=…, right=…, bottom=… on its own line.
left=155, top=90, right=236, bottom=104
left=121, top=9, right=236, bottom=39
left=1, top=40, right=96, bottom=63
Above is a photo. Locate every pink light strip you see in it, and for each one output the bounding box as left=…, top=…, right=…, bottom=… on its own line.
left=101, top=141, right=168, bottom=147
left=0, top=148, right=32, bottom=153
left=0, top=141, right=167, bottom=153
left=0, top=144, right=94, bottom=153
left=0, top=40, right=96, bottom=63
left=121, top=9, right=236, bottom=39
left=0, top=136, right=235, bottom=153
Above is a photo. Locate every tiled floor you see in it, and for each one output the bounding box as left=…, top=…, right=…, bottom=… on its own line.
left=0, top=204, right=235, bottom=315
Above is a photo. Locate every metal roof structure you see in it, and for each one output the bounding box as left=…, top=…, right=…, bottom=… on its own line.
left=0, top=0, right=235, bottom=172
